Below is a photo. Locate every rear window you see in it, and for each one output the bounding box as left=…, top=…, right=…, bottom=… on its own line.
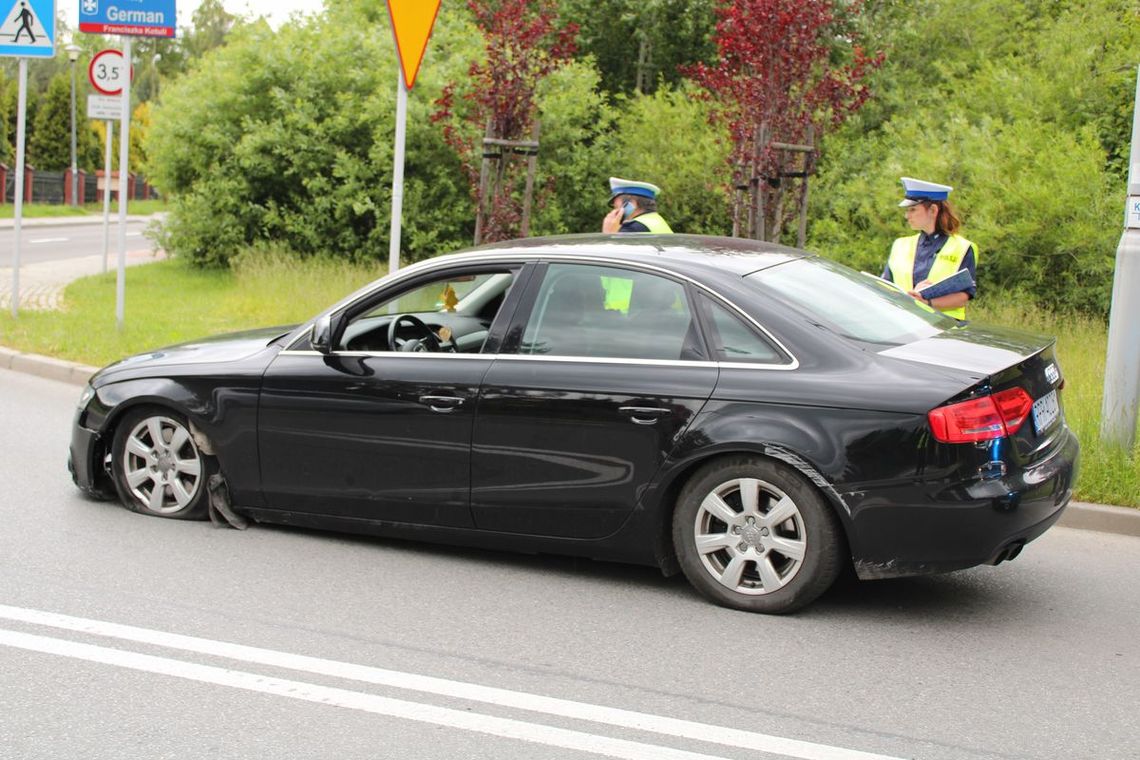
left=745, top=257, right=956, bottom=346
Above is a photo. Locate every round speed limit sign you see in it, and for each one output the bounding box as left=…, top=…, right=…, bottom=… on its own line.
left=89, top=50, right=132, bottom=96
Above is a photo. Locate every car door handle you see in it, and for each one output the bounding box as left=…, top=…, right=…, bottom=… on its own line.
left=619, top=406, right=670, bottom=425
left=419, top=395, right=465, bottom=412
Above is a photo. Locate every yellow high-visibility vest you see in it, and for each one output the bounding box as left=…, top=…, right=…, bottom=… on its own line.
left=627, top=212, right=673, bottom=233
left=888, top=233, right=977, bottom=320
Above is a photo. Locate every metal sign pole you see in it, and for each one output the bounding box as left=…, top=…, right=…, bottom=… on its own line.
left=1100, top=66, right=1140, bottom=450
left=10, top=58, right=28, bottom=318
left=388, top=72, right=407, bottom=276
left=115, top=37, right=132, bottom=330
left=102, top=119, right=114, bottom=274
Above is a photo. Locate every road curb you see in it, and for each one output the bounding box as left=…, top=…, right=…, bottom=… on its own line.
left=1059, top=501, right=1140, bottom=538
left=0, top=346, right=97, bottom=387
left=1, top=344, right=1137, bottom=536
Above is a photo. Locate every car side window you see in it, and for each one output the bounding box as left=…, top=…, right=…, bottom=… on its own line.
left=337, top=270, right=515, bottom=353
left=701, top=295, right=785, bottom=364
left=520, top=264, right=702, bottom=361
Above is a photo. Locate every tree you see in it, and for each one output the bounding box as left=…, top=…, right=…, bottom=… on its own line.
left=181, top=0, right=240, bottom=61
left=686, top=0, right=882, bottom=242
left=433, top=0, right=577, bottom=243
left=561, top=0, right=717, bottom=97
left=0, top=71, right=11, bottom=165
left=28, top=73, right=71, bottom=170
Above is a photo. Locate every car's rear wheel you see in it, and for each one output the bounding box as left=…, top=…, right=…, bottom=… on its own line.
left=673, top=456, right=844, bottom=613
left=111, top=407, right=214, bottom=520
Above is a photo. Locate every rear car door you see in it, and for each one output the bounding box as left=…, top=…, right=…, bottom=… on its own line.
left=470, top=262, right=719, bottom=538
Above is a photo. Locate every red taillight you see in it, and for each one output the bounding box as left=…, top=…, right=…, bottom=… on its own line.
left=928, top=387, right=1034, bottom=443
left=992, top=387, right=1033, bottom=434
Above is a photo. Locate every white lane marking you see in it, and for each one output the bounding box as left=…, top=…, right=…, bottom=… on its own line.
left=0, top=628, right=731, bottom=760
left=126, top=232, right=142, bottom=237
left=29, top=237, right=69, bottom=244
left=0, top=604, right=901, bottom=760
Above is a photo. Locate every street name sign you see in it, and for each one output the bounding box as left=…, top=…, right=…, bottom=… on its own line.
left=88, top=94, right=124, bottom=120
left=89, top=48, right=130, bottom=95
left=0, top=0, right=55, bottom=57
left=80, top=0, right=177, bottom=38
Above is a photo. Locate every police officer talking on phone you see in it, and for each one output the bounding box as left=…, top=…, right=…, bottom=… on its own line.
left=602, top=177, right=674, bottom=233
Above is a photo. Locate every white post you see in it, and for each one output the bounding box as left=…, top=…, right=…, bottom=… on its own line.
left=1100, top=65, right=1140, bottom=450
left=10, top=58, right=28, bottom=318
left=102, top=120, right=114, bottom=274
left=388, top=71, right=408, bottom=276
left=116, top=37, right=132, bottom=330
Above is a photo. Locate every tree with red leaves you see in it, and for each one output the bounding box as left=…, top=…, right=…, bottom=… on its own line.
left=432, top=1, right=577, bottom=243
left=686, top=0, right=883, bottom=242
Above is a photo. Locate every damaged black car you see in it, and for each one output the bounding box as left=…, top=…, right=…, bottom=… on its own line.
left=70, top=234, right=1079, bottom=613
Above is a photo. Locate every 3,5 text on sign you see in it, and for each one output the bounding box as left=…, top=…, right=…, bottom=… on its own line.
left=89, top=48, right=130, bottom=95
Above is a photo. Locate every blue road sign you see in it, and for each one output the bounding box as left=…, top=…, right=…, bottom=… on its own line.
left=0, top=0, right=55, bottom=57
left=80, top=0, right=177, bottom=38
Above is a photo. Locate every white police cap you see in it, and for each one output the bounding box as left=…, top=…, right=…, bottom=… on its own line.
left=609, top=177, right=661, bottom=200
left=898, top=176, right=953, bottom=207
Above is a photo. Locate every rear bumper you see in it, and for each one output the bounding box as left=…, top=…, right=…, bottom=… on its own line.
left=846, top=426, right=1080, bottom=580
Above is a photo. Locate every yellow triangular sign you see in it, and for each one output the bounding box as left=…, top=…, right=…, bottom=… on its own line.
left=386, top=0, right=441, bottom=90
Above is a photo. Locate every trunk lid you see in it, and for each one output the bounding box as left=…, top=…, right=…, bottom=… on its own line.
left=880, top=324, right=1068, bottom=465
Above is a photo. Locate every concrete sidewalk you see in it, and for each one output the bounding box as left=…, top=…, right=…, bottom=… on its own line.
left=0, top=213, right=161, bottom=229
left=0, top=249, right=167, bottom=311
left=2, top=343, right=1137, bottom=539
left=1, top=213, right=166, bottom=310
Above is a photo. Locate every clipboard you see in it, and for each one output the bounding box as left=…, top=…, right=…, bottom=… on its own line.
left=916, top=269, right=974, bottom=300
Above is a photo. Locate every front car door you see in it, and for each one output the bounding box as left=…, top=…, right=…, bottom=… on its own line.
left=257, top=263, right=530, bottom=528
left=470, top=261, right=719, bottom=538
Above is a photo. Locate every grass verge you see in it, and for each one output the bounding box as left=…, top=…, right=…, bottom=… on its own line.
left=0, top=256, right=1135, bottom=507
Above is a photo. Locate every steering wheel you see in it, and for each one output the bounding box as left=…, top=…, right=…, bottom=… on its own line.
left=387, top=314, right=447, bottom=353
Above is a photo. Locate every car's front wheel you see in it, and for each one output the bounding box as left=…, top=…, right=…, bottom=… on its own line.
left=111, top=407, right=214, bottom=520
left=673, top=456, right=844, bottom=613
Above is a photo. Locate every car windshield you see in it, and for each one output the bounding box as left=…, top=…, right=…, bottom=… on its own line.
left=745, top=257, right=956, bottom=346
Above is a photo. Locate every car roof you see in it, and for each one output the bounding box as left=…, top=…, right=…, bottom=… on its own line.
left=449, top=233, right=812, bottom=280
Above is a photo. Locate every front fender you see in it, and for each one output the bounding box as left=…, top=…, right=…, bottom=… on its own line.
left=84, top=375, right=263, bottom=507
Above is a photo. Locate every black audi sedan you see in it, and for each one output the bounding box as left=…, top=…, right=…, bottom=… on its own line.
left=69, top=234, right=1079, bottom=613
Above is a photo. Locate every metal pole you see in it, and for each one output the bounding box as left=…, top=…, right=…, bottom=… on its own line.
left=388, top=71, right=407, bottom=276
left=10, top=58, right=28, bottom=318
left=69, top=56, right=78, bottom=207
left=1100, top=65, right=1140, bottom=450
left=102, top=120, right=113, bottom=274
left=116, top=37, right=132, bottom=330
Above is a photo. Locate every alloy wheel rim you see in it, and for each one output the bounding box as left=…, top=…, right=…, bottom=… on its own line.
left=693, top=477, right=807, bottom=595
left=123, top=416, right=203, bottom=514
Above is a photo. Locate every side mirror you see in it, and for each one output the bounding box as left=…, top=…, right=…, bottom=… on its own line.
left=311, top=315, right=333, bottom=354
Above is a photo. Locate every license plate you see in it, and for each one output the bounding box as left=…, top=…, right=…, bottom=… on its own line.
left=1032, top=389, right=1060, bottom=434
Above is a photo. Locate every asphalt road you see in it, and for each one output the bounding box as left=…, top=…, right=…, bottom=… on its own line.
left=0, top=219, right=154, bottom=267
left=1, top=367, right=1138, bottom=760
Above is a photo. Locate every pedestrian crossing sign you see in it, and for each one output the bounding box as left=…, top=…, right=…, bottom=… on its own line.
left=0, top=0, right=54, bottom=57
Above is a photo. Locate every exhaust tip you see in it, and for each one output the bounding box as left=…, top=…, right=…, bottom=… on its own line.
left=993, top=539, right=1026, bottom=564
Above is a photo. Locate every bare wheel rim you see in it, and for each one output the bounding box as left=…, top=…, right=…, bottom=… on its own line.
left=122, top=416, right=203, bottom=514
left=693, top=477, right=807, bottom=596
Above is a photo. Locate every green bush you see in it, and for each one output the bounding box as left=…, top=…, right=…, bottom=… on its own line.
left=146, top=11, right=480, bottom=267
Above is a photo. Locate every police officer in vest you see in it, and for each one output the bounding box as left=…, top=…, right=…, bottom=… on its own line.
left=884, top=177, right=977, bottom=321
left=602, top=177, right=674, bottom=234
